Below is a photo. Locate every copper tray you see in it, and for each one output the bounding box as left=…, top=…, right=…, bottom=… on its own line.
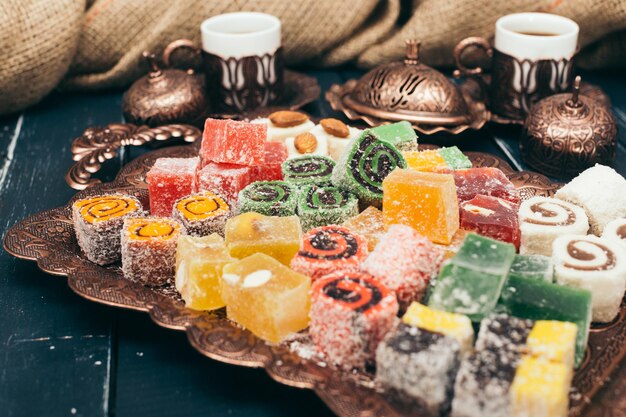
left=3, top=140, right=626, bottom=417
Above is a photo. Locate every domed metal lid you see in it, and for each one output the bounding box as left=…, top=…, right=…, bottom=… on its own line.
left=522, top=76, right=618, bottom=179
left=344, top=40, right=471, bottom=126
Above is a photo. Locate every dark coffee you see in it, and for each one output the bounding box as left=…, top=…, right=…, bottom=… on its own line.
left=516, top=31, right=560, bottom=36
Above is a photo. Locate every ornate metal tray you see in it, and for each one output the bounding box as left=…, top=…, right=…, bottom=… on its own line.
left=3, top=134, right=626, bottom=417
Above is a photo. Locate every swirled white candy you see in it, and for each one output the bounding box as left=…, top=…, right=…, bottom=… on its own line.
left=602, top=218, right=626, bottom=252
left=518, top=196, right=589, bottom=256
left=553, top=234, right=626, bottom=322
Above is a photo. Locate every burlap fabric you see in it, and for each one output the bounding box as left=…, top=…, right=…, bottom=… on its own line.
left=1, top=0, right=625, bottom=115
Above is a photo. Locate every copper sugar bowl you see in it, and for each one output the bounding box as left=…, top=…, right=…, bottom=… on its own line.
left=346, top=40, right=472, bottom=126
left=122, top=51, right=210, bottom=128
left=521, top=76, right=618, bottom=179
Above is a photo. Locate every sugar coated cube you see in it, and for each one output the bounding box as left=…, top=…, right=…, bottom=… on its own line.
left=250, top=141, right=288, bottom=182
left=341, top=206, right=385, bottom=251
left=309, top=271, right=398, bottom=368
left=552, top=234, right=626, bottom=322
left=509, top=254, right=553, bottom=282
left=225, top=212, right=302, bottom=266
left=510, top=356, right=569, bottom=417
left=297, top=185, right=358, bottom=231
left=238, top=181, right=298, bottom=217
left=452, top=167, right=519, bottom=204
left=146, top=157, right=199, bottom=216
left=361, top=225, right=445, bottom=305
left=376, top=323, right=461, bottom=416
left=383, top=169, right=459, bottom=244
left=175, top=234, right=235, bottom=310
left=370, top=121, right=417, bottom=147
left=121, top=217, right=181, bottom=286
left=282, top=155, right=335, bottom=188
left=404, top=146, right=471, bottom=172
left=200, top=118, right=266, bottom=166
left=172, top=191, right=231, bottom=237
left=198, top=162, right=253, bottom=205
left=332, top=129, right=407, bottom=206
left=72, top=194, right=144, bottom=265
left=428, top=234, right=515, bottom=321
left=555, top=164, right=626, bottom=235
left=402, top=302, right=474, bottom=354
left=254, top=112, right=315, bottom=142
left=220, top=253, right=311, bottom=343
left=518, top=196, right=589, bottom=256
left=460, top=194, right=520, bottom=249
left=290, top=225, right=368, bottom=280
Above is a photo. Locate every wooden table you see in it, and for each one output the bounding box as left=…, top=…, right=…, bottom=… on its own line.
left=0, top=69, right=624, bottom=417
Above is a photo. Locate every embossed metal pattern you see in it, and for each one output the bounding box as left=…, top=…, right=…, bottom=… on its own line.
left=4, top=144, right=625, bottom=417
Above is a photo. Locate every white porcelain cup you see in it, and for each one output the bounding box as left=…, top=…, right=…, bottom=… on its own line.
left=163, top=12, right=284, bottom=112
left=455, top=13, right=579, bottom=119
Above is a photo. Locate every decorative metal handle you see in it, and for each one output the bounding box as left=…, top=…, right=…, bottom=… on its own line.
left=162, top=39, right=201, bottom=71
left=65, top=123, right=202, bottom=190
left=453, top=36, right=493, bottom=77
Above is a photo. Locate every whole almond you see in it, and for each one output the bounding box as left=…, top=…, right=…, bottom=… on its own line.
left=294, top=133, right=318, bottom=154
left=320, top=118, right=350, bottom=138
left=269, top=111, right=309, bottom=128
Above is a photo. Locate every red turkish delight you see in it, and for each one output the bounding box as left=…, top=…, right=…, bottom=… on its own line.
left=251, top=141, right=288, bottom=182
left=460, top=194, right=521, bottom=249
left=197, top=162, right=253, bottom=204
left=452, top=168, right=519, bottom=204
left=146, top=157, right=199, bottom=216
left=200, top=118, right=266, bottom=166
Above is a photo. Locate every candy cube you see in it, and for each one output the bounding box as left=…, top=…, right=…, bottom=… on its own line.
left=72, top=194, right=144, bottom=265
left=403, top=146, right=471, bottom=172
left=310, top=120, right=362, bottom=161
left=309, top=271, right=398, bottom=368
left=555, top=164, right=626, bottom=235
left=382, top=169, right=459, bottom=245
left=255, top=111, right=315, bottom=142
left=146, top=157, right=199, bottom=216
left=282, top=155, right=335, bottom=188
left=290, top=226, right=368, bottom=280
left=121, top=217, right=181, bottom=286
left=552, top=234, right=626, bottom=322
left=175, top=234, right=235, bottom=310
left=525, top=320, right=578, bottom=369
left=220, top=253, right=311, bottom=343
left=297, top=185, right=359, bottom=231
left=225, top=212, right=302, bottom=266
left=341, top=206, right=385, bottom=251
left=435, top=229, right=470, bottom=260
left=285, top=132, right=329, bottom=159
left=509, top=254, right=553, bottom=282
left=361, top=225, right=445, bottom=305
left=332, top=129, right=407, bottom=207
left=498, top=274, right=592, bottom=367
left=402, top=302, right=474, bottom=354
left=172, top=191, right=231, bottom=237
left=238, top=181, right=298, bottom=217
left=518, top=196, right=589, bottom=256
left=376, top=323, right=461, bottom=416
left=452, top=167, right=519, bottom=204
left=510, top=357, right=570, bottom=417
left=428, top=234, right=516, bottom=321
left=198, top=162, right=253, bottom=205
left=250, top=141, right=288, bottom=182
left=200, top=118, right=266, bottom=166
left=460, top=194, right=520, bottom=249
left=370, top=121, right=417, bottom=147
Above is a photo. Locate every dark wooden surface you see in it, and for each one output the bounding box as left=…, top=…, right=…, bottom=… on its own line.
left=0, top=69, right=624, bottom=417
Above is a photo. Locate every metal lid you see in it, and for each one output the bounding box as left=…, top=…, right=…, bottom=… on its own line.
left=344, top=40, right=471, bottom=126
left=521, top=76, right=618, bottom=179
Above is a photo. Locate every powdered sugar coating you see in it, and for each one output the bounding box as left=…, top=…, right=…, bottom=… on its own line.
left=460, top=194, right=520, bottom=249
left=452, top=167, right=520, bottom=204
left=250, top=141, right=288, bottom=182
left=200, top=118, right=266, bottom=166
left=361, top=224, right=445, bottom=306
left=146, top=157, right=199, bottom=216
left=309, top=271, right=398, bottom=369
left=198, top=162, right=253, bottom=205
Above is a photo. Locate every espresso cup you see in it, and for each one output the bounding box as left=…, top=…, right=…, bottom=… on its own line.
left=164, top=12, right=284, bottom=113
left=454, top=13, right=579, bottom=120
